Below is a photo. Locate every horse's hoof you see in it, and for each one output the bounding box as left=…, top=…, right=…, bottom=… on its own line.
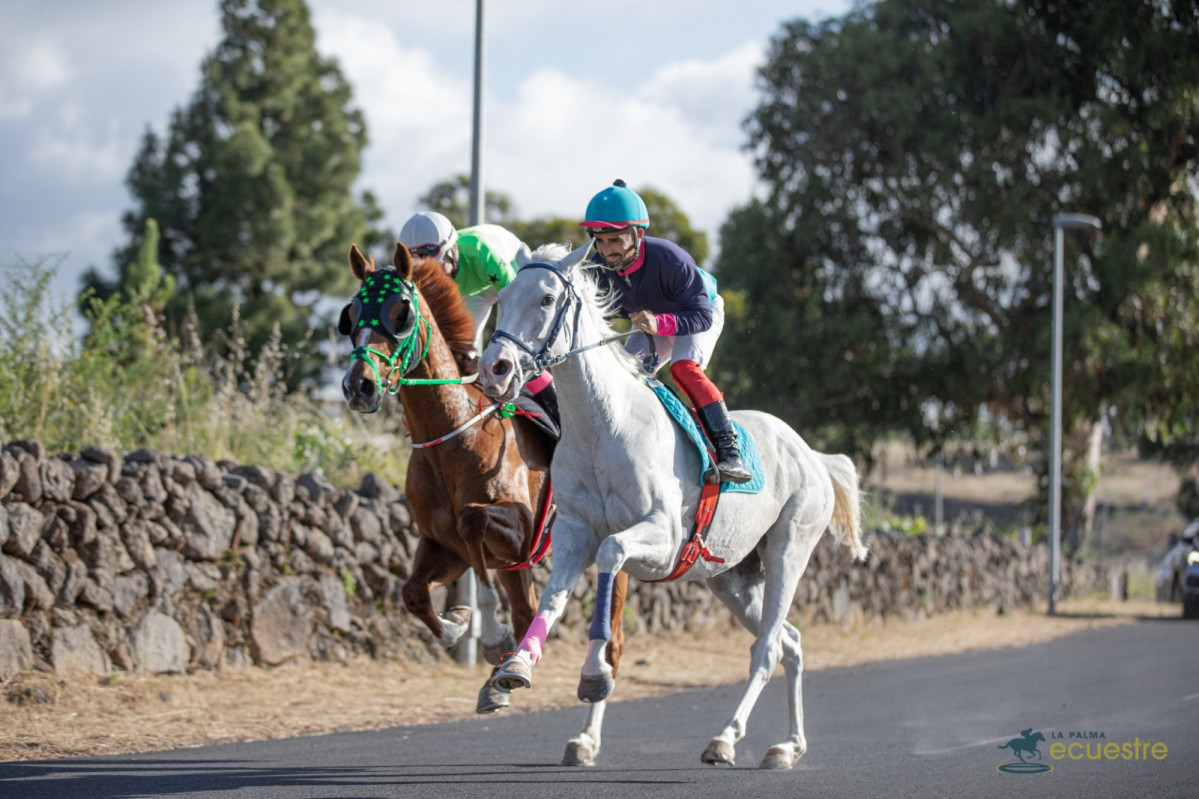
left=476, top=683, right=510, bottom=714
left=701, top=738, right=736, bottom=766
left=438, top=605, right=472, bottom=647
left=491, top=654, right=533, bottom=693
left=562, top=738, right=598, bottom=767
left=481, top=629, right=517, bottom=666
left=759, top=745, right=802, bottom=770
left=576, top=672, right=614, bottom=703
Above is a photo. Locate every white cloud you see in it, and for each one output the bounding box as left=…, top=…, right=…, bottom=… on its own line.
left=11, top=41, right=73, bottom=93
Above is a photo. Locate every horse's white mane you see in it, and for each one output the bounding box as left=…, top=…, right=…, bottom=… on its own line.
left=522, top=242, right=645, bottom=380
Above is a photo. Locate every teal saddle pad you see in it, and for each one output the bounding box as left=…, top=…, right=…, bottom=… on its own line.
left=648, top=382, right=764, bottom=495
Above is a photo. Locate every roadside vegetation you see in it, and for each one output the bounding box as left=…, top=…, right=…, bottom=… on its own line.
left=0, top=254, right=407, bottom=490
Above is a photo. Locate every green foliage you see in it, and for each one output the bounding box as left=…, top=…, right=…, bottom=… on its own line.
left=1, top=254, right=407, bottom=489
left=722, top=0, right=1199, bottom=548
left=339, top=566, right=358, bottom=598
left=639, top=186, right=709, bottom=265
left=101, top=0, right=389, bottom=388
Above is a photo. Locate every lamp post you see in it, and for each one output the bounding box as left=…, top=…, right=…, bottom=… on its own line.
left=455, top=0, right=485, bottom=666
left=1048, top=213, right=1101, bottom=616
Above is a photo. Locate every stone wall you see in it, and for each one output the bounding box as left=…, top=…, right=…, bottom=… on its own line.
left=0, top=439, right=1106, bottom=682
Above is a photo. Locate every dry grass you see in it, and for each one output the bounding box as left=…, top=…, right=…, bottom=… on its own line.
left=0, top=596, right=1174, bottom=763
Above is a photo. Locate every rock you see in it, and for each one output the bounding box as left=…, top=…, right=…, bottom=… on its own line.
left=7, top=447, right=41, bottom=503
left=180, top=482, right=236, bottom=561
left=81, top=445, right=122, bottom=483
left=130, top=612, right=189, bottom=674
left=11, top=559, right=53, bottom=610
left=78, top=578, right=115, bottom=613
left=189, top=605, right=226, bottom=671
left=50, top=623, right=111, bottom=676
left=0, top=450, right=19, bottom=499
left=183, top=455, right=223, bottom=492
left=41, top=457, right=75, bottom=503
left=297, top=473, right=336, bottom=507
left=55, top=552, right=88, bottom=607
left=0, top=619, right=33, bottom=682
left=111, top=573, right=150, bottom=618
left=359, top=473, right=399, bottom=504
left=250, top=578, right=312, bottom=666
left=68, top=458, right=110, bottom=500
left=304, top=529, right=335, bottom=565
left=2, top=502, right=44, bottom=558
left=120, top=520, right=158, bottom=571
left=318, top=572, right=353, bottom=634
left=0, top=554, right=25, bottom=617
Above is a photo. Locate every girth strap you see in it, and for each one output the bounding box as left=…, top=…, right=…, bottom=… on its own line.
left=649, top=478, right=724, bottom=583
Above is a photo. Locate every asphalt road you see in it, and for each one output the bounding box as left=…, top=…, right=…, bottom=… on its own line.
left=1, top=618, right=1195, bottom=799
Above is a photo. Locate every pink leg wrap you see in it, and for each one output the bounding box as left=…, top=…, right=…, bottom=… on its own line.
left=521, top=614, right=551, bottom=665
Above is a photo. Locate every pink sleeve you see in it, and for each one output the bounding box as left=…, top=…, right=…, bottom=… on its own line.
left=655, top=313, right=677, bottom=336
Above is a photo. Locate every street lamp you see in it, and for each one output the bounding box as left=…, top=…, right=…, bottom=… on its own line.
left=455, top=0, right=486, bottom=666
left=1048, top=212, right=1102, bottom=616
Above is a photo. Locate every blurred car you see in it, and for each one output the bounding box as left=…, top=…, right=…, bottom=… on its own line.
left=1157, top=519, right=1199, bottom=603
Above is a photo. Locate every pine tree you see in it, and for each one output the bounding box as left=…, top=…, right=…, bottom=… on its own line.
left=97, top=0, right=387, bottom=386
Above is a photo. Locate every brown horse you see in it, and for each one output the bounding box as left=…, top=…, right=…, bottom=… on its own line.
left=340, top=243, right=626, bottom=759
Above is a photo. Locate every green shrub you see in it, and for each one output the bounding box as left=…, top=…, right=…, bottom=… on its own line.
left=0, top=254, right=407, bottom=490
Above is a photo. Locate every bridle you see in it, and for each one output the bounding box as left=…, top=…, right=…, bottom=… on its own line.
left=488, top=261, right=633, bottom=383
left=342, top=269, right=477, bottom=397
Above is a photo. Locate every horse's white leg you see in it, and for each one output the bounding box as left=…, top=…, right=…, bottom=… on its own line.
left=579, top=522, right=673, bottom=703
left=475, top=577, right=515, bottom=665
left=702, top=518, right=825, bottom=770
left=563, top=699, right=608, bottom=767
left=491, top=520, right=596, bottom=693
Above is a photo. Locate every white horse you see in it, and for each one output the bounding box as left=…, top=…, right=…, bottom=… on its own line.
left=477, top=243, right=868, bottom=769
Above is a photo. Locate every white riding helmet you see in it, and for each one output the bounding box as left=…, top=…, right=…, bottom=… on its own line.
left=398, top=211, right=458, bottom=261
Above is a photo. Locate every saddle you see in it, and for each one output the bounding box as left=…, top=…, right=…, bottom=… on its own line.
left=511, top=388, right=560, bottom=440
left=647, top=381, right=764, bottom=494
left=643, top=380, right=764, bottom=582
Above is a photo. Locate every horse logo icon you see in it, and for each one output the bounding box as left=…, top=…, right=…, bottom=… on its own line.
left=996, top=728, right=1053, bottom=774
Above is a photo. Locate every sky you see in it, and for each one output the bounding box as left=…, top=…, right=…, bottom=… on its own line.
left=0, top=0, right=853, bottom=302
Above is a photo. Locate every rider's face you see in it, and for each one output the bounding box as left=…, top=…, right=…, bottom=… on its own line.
left=592, top=228, right=641, bottom=269
left=409, top=246, right=458, bottom=278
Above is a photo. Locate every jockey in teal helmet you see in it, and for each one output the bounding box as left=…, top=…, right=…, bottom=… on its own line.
left=581, top=180, right=750, bottom=484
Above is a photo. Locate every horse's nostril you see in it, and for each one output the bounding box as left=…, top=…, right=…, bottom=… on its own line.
left=358, top=380, right=375, bottom=400
left=495, top=361, right=510, bottom=378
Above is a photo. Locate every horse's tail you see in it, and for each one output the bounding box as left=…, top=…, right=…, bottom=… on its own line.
left=819, top=453, right=868, bottom=562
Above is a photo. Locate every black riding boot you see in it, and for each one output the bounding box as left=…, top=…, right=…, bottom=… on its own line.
left=533, top=381, right=561, bottom=429
left=696, top=400, right=752, bottom=484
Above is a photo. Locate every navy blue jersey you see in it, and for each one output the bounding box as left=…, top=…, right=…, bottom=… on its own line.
left=590, top=236, right=714, bottom=337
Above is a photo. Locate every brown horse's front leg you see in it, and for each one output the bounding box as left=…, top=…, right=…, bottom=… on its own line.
left=457, top=500, right=535, bottom=587
left=605, top=571, right=629, bottom=678
left=402, top=537, right=468, bottom=645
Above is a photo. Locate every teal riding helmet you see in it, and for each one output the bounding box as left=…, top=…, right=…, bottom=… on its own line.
left=579, top=179, right=650, bottom=231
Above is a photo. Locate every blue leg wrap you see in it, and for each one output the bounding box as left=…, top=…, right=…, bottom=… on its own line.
left=589, top=572, right=614, bottom=642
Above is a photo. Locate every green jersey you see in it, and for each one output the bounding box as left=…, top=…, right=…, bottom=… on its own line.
left=454, top=225, right=525, bottom=296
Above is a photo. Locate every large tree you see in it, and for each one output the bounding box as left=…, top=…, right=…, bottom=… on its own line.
left=715, top=0, right=1199, bottom=551
left=89, top=0, right=387, bottom=385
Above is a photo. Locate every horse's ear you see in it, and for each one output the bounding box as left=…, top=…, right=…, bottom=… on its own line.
left=394, top=242, right=413, bottom=279
left=559, top=241, right=593, bottom=274
left=515, top=245, right=532, bottom=269
left=349, top=244, right=374, bottom=282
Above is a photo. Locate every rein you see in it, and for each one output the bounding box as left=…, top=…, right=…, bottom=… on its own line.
left=489, top=261, right=634, bottom=378
left=408, top=395, right=527, bottom=449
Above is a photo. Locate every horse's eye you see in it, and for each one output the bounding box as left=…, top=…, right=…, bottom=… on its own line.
left=540, top=294, right=555, bottom=308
